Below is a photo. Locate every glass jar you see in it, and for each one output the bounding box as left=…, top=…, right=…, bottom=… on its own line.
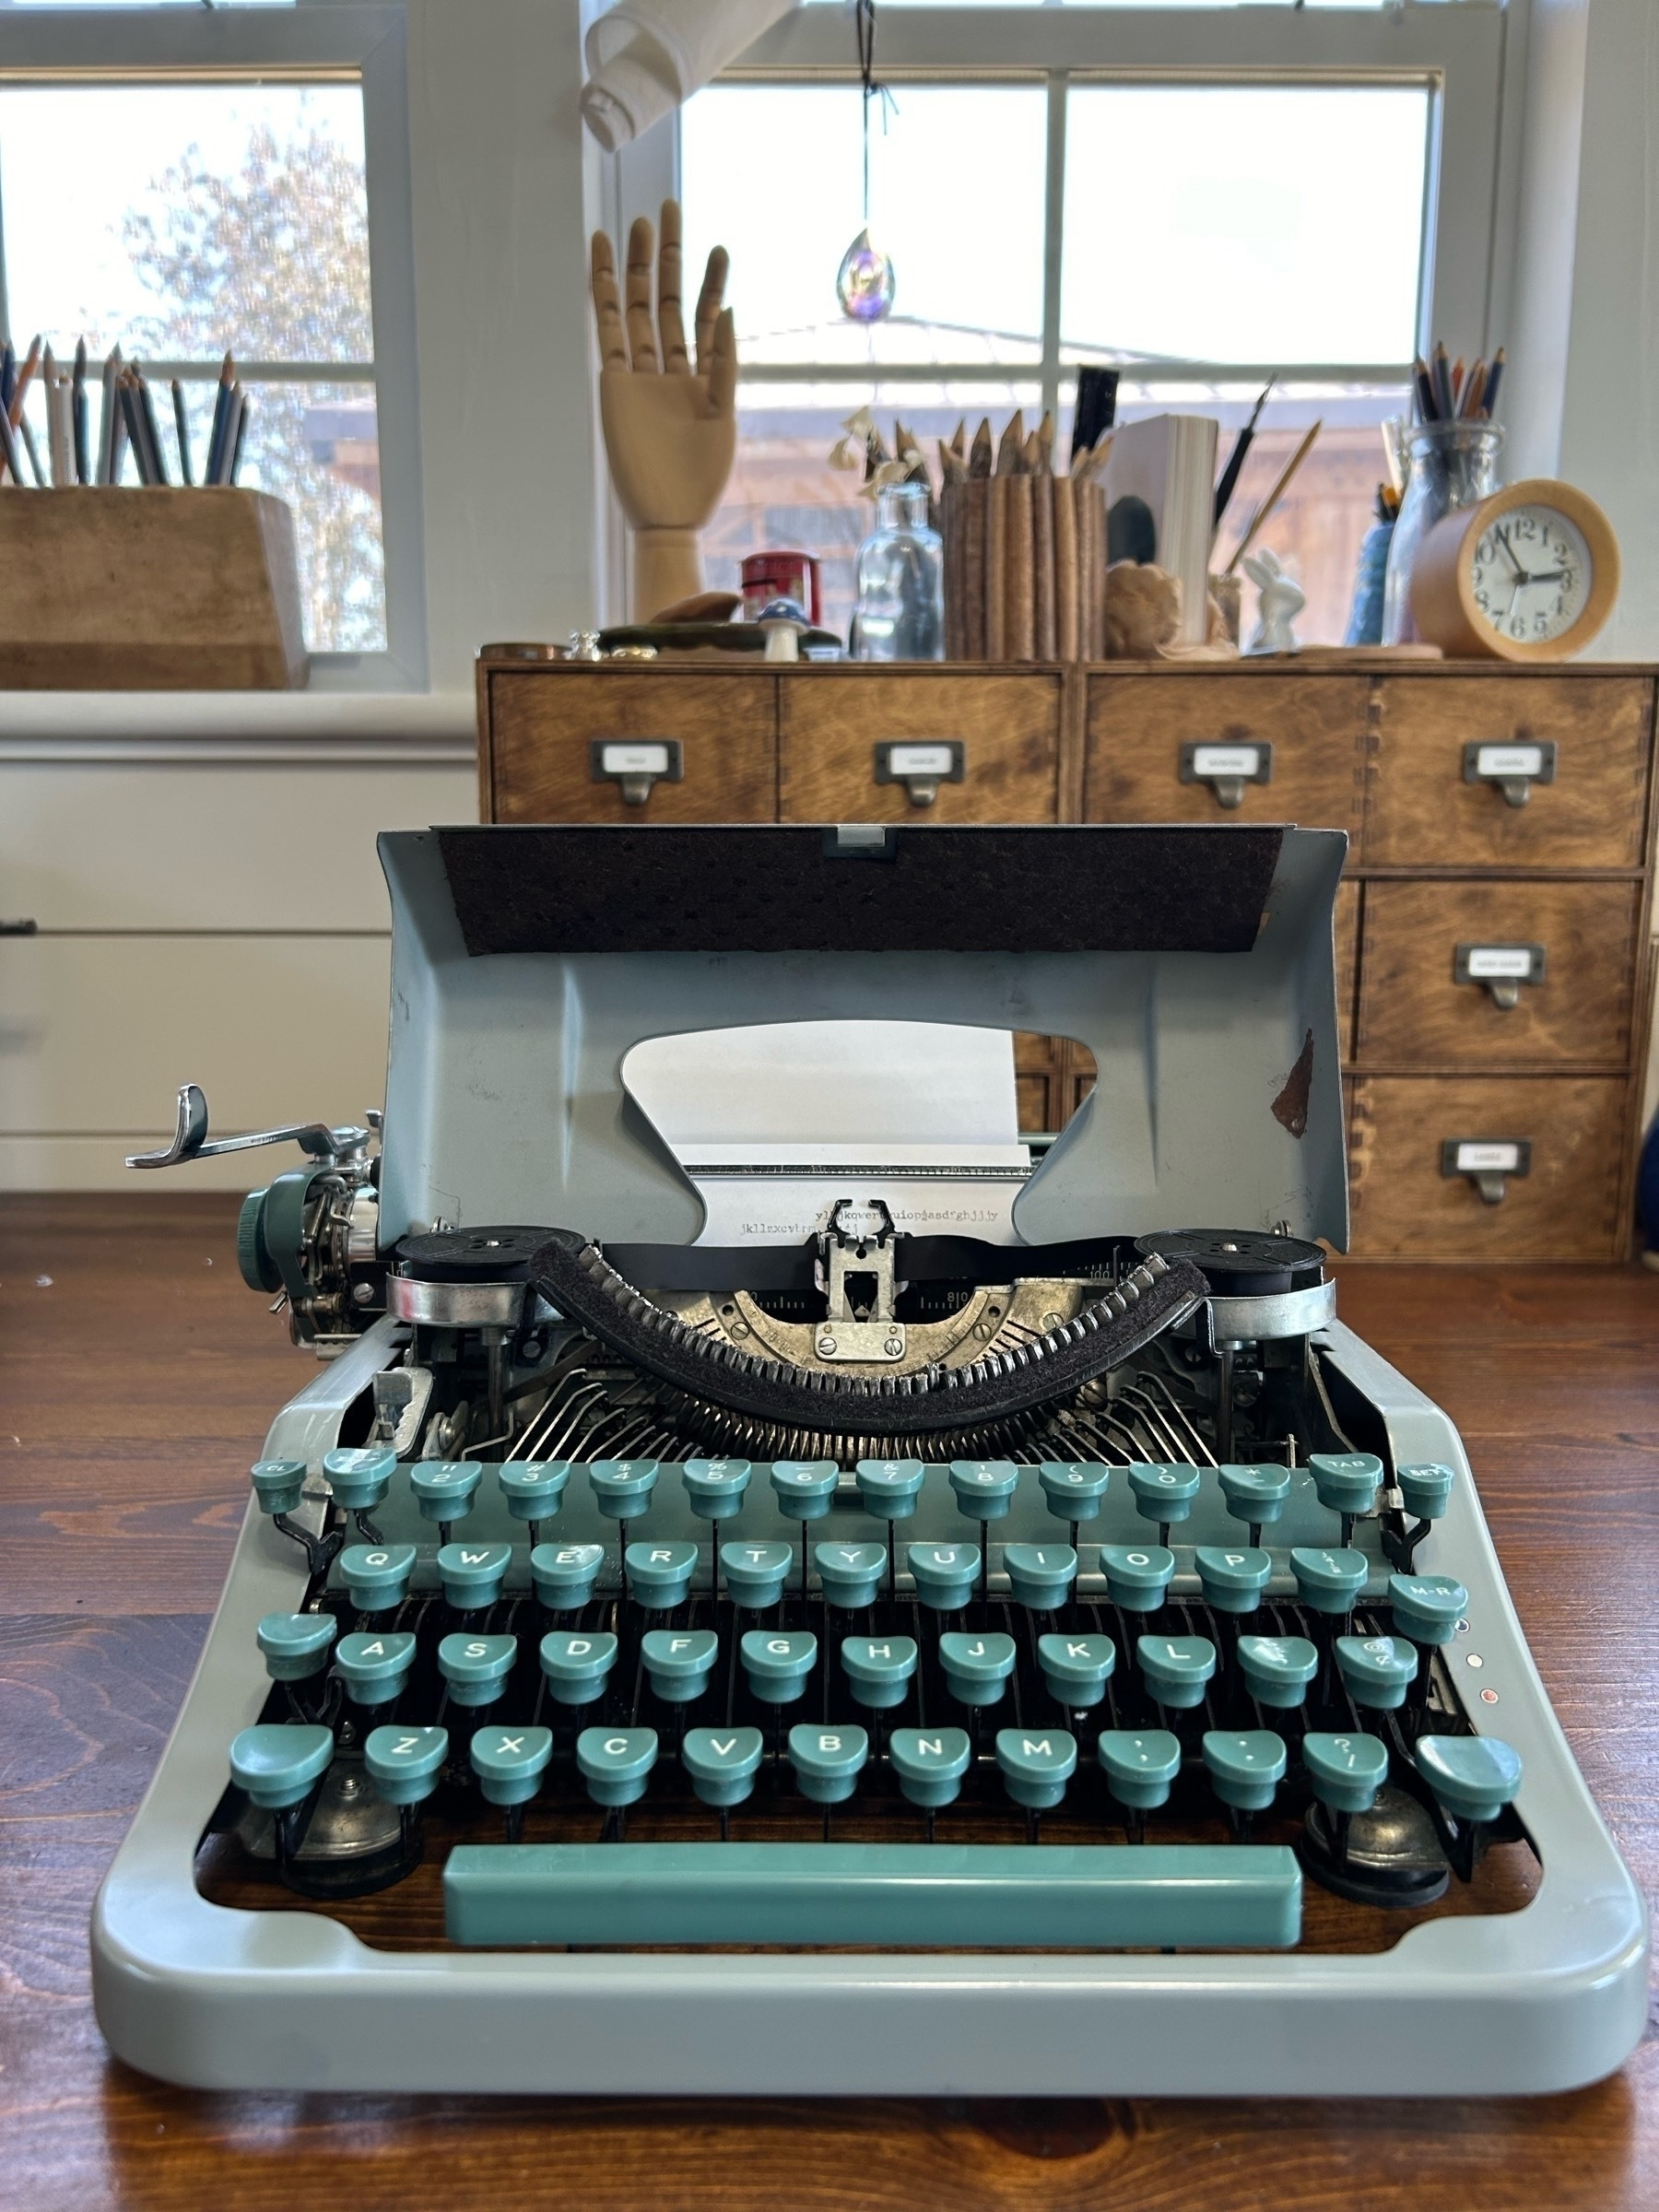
left=1382, top=421, right=1503, bottom=645
left=851, top=482, right=944, bottom=661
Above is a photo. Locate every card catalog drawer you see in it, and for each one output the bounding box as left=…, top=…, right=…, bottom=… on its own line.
left=780, top=672, right=1061, bottom=822
left=1365, top=677, right=1652, bottom=868
left=485, top=671, right=777, bottom=821
left=1084, top=677, right=1367, bottom=834
left=1355, top=879, right=1641, bottom=1070
left=1346, top=1074, right=1629, bottom=1260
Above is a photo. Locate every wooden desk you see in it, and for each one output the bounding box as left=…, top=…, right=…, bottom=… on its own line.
left=3, top=1194, right=1655, bottom=2212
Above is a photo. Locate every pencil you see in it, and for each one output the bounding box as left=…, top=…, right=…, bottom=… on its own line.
left=216, top=385, right=245, bottom=485
left=1224, top=420, right=1322, bottom=576
left=18, top=417, right=45, bottom=487
left=7, top=335, right=41, bottom=429
left=205, top=351, right=235, bottom=485
left=1430, top=342, right=1453, bottom=421
left=1412, top=355, right=1437, bottom=424
left=1481, top=347, right=1506, bottom=418
left=135, top=367, right=169, bottom=485
left=0, top=399, right=24, bottom=488
left=171, top=380, right=194, bottom=486
left=229, top=386, right=250, bottom=483
left=73, top=338, right=88, bottom=484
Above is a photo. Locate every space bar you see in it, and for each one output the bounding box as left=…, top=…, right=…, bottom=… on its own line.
left=443, top=1841, right=1302, bottom=1949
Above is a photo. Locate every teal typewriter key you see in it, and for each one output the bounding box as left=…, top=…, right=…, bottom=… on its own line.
left=335, top=1629, right=417, bottom=1706
left=1236, top=1632, right=1319, bottom=1709
left=496, top=1460, right=571, bottom=1524
left=1036, top=1631, right=1116, bottom=1709
left=1002, top=1543, right=1077, bottom=1611
left=682, top=1457, right=751, bottom=1522
left=1194, top=1546, right=1272, bottom=1615
left=787, top=1723, right=869, bottom=1804
left=338, top=1542, right=417, bottom=1612
left=229, top=1723, right=333, bottom=1809
left=364, top=1724, right=448, bottom=1806
left=770, top=1460, right=839, bottom=1521
left=1038, top=1460, right=1111, bottom=1528
left=1289, top=1546, right=1370, bottom=1617
left=641, top=1627, right=719, bottom=1702
left=841, top=1633, right=918, bottom=1711
left=256, top=1611, right=336, bottom=1681
left=1389, top=1571, right=1469, bottom=1645
left=888, top=1726, right=971, bottom=1809
left=251, top=1457, right=306, bottom=1516
left=470, top=1724, right=553, bottom=1806
left=576, top=1725, right=658, bottom=1807
left=683, top=1724, right=765, bottom=1808
left=907, top=1542, right=981, bottom=1612
left=740, top=1629, right=818, bottom=1704
left=938, top=1630, right=1017, bottom=1707
left=1218, top=1462, right=1292, bottom=1539
left=530, top=1541, right=605, bottom=1611
left=1128, top=1462, right=1201, bottom=1535
left=437, top=1630, right=517, bottom=1706
left=948, top=1459, right=1019, bottom=1524
left=721, top=1539, right=793, bottom=1609
left=1415, top=1734, right=1523, bottom=1824
left=815, top=1541, right=886, bottom=1609
left=323, top=1445, right=395, bottom=1513
left=625, top=1539, right=700, bottom=1610
left=1202, top=1729, right=1288, bottom=1814
left=1302, top=1731, right=1388, bottom=1816
left=1098, top=1728, right=1182, bottom=1812
left=411, top=1460, right=482, bottom=1527
left=539, top=1629, right=618, bottom=1706
left=1100, top=1543, right=1175, bottom=1612
left=995, top=1727, right=1078, bottom=1810
left=855, top=1458, right=925, bottom=1522
left=587, top=1457, right=659, bottom=1522
left=436, top=1540, right=512, bottom=1611
left=1334, top=1633, right=1418, bottom=1711
left=1136, top=1632, right=1218, bottom=1710
left=1397, top=1463, right=1455, bottom=1521
left=1309, top=1451, right=1383, bottom=1522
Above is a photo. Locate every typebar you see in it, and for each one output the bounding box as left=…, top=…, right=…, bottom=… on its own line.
left=443, top=1842, right=1302, bottom=1949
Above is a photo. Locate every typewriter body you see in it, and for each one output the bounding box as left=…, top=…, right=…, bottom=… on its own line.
left=92, top=822, right=1647, bottom=2094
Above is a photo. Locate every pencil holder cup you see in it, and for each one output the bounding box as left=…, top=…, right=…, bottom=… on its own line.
left=1382, top=421, right=1502, bottom=645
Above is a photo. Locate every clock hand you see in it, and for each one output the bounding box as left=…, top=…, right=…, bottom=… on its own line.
left=1493, top=525, right=1524, bottom=580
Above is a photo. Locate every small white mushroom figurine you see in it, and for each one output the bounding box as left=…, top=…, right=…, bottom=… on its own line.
left=1242, top=549, right=1305, bottom=655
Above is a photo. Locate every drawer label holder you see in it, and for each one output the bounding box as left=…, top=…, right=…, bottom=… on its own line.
left=1180, top=741, right=1273, bottom=809
left=874, top=740, right=966, bottom=807
left=1441, top=1136, right=1532, bottom=1206
left=1453, top=942, right=1547, bottom=1010
left=1463, top=740, right=1557, bottom=808
left=591, top=738, right=684, bottom=806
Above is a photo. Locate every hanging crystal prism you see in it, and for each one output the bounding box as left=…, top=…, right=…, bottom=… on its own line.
left=837, top=0, right=895, bottom=324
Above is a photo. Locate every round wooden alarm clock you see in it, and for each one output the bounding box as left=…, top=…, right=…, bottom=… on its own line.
left=1410, top=477, right=1619, bottom=660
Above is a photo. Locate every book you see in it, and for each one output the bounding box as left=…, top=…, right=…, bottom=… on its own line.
left=1101, top=413, right=1219, bottom=647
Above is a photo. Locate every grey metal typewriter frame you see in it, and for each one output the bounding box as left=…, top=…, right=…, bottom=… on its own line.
left=90, top=824, right=1649, bottom=2094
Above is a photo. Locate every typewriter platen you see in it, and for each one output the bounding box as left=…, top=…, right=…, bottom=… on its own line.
left=92, top=823, right=1647, bottom=2094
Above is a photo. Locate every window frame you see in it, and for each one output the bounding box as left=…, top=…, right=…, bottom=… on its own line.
left=625, top=4, right=1510, bottom=429
left=0, top=2, right=427, bottom=688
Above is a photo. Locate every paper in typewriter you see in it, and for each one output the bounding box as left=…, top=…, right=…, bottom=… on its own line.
left=624, top=1018, right=1031, bottom=1243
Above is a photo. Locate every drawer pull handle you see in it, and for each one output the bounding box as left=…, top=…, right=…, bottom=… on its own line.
left=1462, top=740, right=1557, bottom=808
left=874, top=740, right=965, bottom=807
left=1441, top=1137, right=1532, bottom=1206
left=590, top=738, right=684, bottom=806
left=1453, top=942, right=1547, bottom=1011
left=1180, top=740, right=1273, bottom=809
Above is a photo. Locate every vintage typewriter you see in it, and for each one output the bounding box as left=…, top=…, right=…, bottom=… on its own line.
left=92, top=822, right=1647, bottom=2094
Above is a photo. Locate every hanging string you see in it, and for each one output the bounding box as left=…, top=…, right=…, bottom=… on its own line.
left=854, top=0, right=895, bottom=225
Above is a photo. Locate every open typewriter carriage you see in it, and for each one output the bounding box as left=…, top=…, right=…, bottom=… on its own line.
left=90, top=823, right=1648, bottom=2096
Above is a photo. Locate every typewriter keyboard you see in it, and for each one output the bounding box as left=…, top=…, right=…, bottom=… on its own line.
left=214, top=1452, right=1533, bottom=1952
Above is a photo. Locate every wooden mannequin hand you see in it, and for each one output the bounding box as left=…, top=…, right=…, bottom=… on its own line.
left=592, top=200, right=737, bottom=616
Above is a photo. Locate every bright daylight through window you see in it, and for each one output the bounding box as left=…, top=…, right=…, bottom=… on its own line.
left=0, top=76, right=382, bottom=652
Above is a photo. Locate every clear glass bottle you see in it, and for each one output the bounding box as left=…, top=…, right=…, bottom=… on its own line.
left=1382, top=421, right=1503, bottom=645
left=851, top=482, right=944, bottom=661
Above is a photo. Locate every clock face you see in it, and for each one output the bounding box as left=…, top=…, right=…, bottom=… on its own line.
left=1468, top=505, right=1594, bottom=645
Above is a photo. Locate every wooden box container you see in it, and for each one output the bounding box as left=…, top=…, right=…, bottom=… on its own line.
left=0, top=487, right=308, bottom=688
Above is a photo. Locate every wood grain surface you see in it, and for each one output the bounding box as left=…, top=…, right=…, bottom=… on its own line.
left=779, top=672, right=1062, bottom=823
left=1354, top=877, right=1641, bottom=1070
left=2, top=1194, right=1655, bottom=2212
left=1363, top=677, right=1653, bottom=871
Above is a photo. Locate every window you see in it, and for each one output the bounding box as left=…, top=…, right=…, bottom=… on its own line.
left=672, top=4, right=1504, bottom=646
left=0, top=6, right=423, bottom=683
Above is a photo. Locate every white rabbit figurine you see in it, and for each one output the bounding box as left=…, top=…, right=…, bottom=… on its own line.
left=1242, top=548, right=1305, bottom=655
